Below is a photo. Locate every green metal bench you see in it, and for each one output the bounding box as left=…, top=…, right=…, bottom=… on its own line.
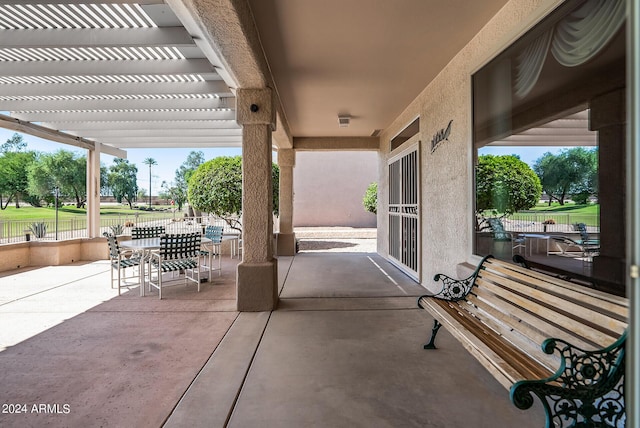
left=417, top=255, right=627, bottom=427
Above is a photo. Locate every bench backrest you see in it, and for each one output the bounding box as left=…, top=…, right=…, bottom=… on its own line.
left=471, top=257, right=627, bottom=354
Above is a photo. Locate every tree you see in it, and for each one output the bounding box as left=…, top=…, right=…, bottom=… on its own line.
left=107, top=158, right=138, bottom=208
left=187, top=156, right=279, bottom=232
left=363, top=182, right=378, bottom=214
left=143, top=157, right=157, bottom=207
left=172, top=151, right=204, bottom=210
left=0, top=133, right=36, bottom=209
left=567, top=147, right=598, bottom=204
left=475, top=155, right=541, bottom=228
left=1, top=133, right=27, bottom=153
left=27, top=150, right=87, bottom=208
left=0, top=150, right=36, bottom=209
left=533, top=148, right=598, bottom=205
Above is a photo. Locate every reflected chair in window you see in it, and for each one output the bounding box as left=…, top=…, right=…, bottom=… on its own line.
left=131, top=226, right=165, bottom=239
left=486, top=218, right=526, bottom=255
left=104, top=232, right=142, bottom=295
left=199, top=225, right=223, bottom=279
left=574, top=223, right=600, bottom=246
left=551, top=236, right=600, bottom=264
left=148, top=233, right=201, bottom=299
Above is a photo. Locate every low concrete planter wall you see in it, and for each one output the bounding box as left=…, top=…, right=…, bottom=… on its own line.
left=0, top=237, right=109, bottom=273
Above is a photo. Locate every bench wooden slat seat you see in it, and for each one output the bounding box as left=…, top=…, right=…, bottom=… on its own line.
left=417, top=255, right=627, bottom=427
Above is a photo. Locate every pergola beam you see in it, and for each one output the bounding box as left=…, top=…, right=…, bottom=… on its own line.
left=41, top=120, right=239, bottom=131
left=0, top=1, right=162, bottom=4
left=1, top=80, right=231, bottom=97
left=0, top=58, right=216, bottom=77
left=293, top=136, right=380, bottom=151
left=103, top=138, right=242, bottom=148
left=78, top=128, right=242, bottom=138
left=0, top=113, right=126, bottom=157
left=11, top=109, right=235, bottom=122
left=1, top=96, right=233, bottom=112
left=0, top=27, right=195, bottom=48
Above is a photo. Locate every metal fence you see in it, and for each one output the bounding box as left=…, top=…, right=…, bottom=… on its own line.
left=0, top=214, right=240, bottom=244
left=500, top=212, right=599, bottom=234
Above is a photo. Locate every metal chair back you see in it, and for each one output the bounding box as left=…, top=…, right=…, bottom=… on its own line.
left=158, top=233, right=202, bottom=260
left=132, top=226, right=165, bottom=239
left=204, top=225, right=223, bottom=244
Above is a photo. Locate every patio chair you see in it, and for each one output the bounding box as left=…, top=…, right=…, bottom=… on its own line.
left=486, top=218, right=526, bottom=255
left=131, top=225, right=165, bottom=239
left=103, top=232, right=142, bottom=295
left=148, top=233, right=201, bottom=299
left=574, top=223, right=600, bottom=246
left=199, top=225, right=223, bottom=278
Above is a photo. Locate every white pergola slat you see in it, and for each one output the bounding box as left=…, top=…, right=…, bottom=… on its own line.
left=41, top=120, right=240, bottom=131
left=0, top=28, right=195, bottom=48
left=0, top=1, right=242, bottom=154
left=2, top=81, right=231, bottom=97
left=77, top=128, right=242, bottom=138
left=92, top=136, right=242, bottom=147
left=12, top=109, right=235, bottom=122
left=0, top=96, right=230, bottom=111
left=0, top=58, right=217, bottom=77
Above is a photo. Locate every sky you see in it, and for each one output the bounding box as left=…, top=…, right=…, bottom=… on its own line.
left=0, top=128, right=242, bottom=195
left=478, top=146, right=572, bottom=166
left=2, top=127, right=573, bottom=195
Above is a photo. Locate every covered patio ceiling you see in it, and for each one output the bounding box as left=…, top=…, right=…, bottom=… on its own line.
left=0, top=0, right=241, bottom=157
left=0, top=1, right=597, bottom=155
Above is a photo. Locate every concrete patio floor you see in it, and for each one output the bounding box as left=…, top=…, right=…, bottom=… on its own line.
left=0, top=241, right=544, bottom=427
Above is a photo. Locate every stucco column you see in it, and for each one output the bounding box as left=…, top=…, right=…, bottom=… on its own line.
left=236, top=88, right=278, bottom=311
left=277, top=149, right=296, bottom=255
left=86, top=142, right=101, bottom=238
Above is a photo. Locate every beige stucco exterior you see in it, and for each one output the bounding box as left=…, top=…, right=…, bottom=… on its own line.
left=0, top=238, right=108, bottom=272
left=377, top=0, right=564, bottom=288
left=294, top=151, right=377, bottom=228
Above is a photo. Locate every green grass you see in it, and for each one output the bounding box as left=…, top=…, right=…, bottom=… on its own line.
left=527, top=202, right=599, bottom=214
left=510, top=203, right=600, bottom=226
left=0, top=204, right=176, bottom=221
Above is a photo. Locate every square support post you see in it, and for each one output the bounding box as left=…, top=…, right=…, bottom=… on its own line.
left=86, top=142, right=101, bottom=238
left=236, top=88, right=278, bottom=311
left=277, top=148, right=296, bottom=256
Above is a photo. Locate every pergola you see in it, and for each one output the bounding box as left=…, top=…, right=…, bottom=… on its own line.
left=0, top=1, right=249, bottom=251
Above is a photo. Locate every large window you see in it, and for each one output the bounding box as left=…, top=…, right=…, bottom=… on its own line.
left=472, top=0, right=626, bottom=295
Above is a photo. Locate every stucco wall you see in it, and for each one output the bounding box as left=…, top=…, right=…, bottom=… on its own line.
left=377, top=0, right=563, bottom=289
left=293, top=151, right=377, bottom=228
left=0, top=238, right=109, bottom=272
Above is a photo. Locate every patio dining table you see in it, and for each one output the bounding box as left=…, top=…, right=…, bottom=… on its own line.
left=119, top=236, right=212, bottom=296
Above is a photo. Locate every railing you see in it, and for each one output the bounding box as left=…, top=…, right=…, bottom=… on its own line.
left=500, top=212, right=599, bottom=234
left=0, top=214, right=240, bottom=244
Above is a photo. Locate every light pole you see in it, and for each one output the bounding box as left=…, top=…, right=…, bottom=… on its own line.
left=54, top=186, right=59, bottom=240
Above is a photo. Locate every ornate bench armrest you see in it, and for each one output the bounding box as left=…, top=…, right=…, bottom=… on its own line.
left=424, top=255, right=493, bottom=302
left=510, top=330, right=626, bottom=428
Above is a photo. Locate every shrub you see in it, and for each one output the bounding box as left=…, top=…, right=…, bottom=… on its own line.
left=29, top=222, right=47, bottom=239
left=363, top=182, right=378, bottom=215
left=110, top=224, right=124, bottom=235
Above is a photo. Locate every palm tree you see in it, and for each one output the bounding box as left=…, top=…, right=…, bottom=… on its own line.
left=143, top=158, right=157, bottom=207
